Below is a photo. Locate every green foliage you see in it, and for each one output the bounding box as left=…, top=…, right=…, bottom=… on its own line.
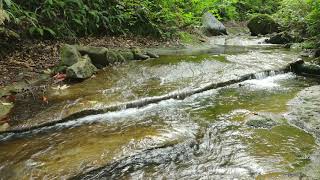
left=235, top=0, right=281, bottom=20
left=273, top=0, right=320, bottom=47
left=273, top=0, right=311, bottom=35
left=1, top=0, right=319, bottom=42
left=1, top=0, right=246, bottom=38
left=306, top=0, right=320, bottom=37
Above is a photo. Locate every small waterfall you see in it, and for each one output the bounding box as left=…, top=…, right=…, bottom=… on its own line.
left=254, top=70, right=283, bottom=80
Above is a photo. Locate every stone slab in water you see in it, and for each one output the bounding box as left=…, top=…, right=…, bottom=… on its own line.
left=286, top=85, right=320, bottom=140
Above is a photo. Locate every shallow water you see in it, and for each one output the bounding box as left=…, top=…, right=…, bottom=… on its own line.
left=1, top=36, right=320, bottom=179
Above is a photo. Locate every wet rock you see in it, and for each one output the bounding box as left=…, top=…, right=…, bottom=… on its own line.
left=146, top=51, right=159, bottom=58
left=202, top=12, right=227, bottom=36
left=247, top=14, right=279, bottom=36
left=245, top=113, right=279, bottom=129
left=265, top=32, right=294, bottom=44
left=66, top=55, right=98, bottom=79
left=60, top=44, right=82, bottom=66
left=291, top=61, right=320, bottom=76
left=286, top=85, right=320, bottom=140
left=131, top=47, right=150, bottom=60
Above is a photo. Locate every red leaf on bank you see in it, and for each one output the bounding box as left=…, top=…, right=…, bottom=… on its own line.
left=53, top=73, right=67, bottom=82
left=5, top=95, right=16, bottom=102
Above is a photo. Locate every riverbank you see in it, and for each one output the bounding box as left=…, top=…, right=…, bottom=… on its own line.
left=0, top=35, right=182, bottom=87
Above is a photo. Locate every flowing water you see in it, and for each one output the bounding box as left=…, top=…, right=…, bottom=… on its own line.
left=1, top=36, right=320, bottom=180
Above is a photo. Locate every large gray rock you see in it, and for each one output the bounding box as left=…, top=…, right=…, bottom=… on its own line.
left=202, top=12, right=227, bottom=36
left=66, top=55, right=97, bottom=79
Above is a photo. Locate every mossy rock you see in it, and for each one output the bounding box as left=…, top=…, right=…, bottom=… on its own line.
left=60, top=44, right=82, bottom=66
left=76, top=45, right=109, bottom=67
left=66, top=55, right=98, bottom=79
left=293, top=62, right=320, bottom=75
left=247, top=14, right=279, bottom=36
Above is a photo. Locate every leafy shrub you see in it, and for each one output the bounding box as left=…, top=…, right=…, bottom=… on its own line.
left=1, top=0, right=246, bottom=39
left=273, top=0, right=311, bottom=35
left=306, top=0, right=320, bottom=37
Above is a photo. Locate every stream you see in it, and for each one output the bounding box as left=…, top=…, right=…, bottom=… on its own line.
left=1, top=35, right=320, bottom=180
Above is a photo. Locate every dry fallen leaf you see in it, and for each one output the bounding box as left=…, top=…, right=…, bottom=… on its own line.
left=52, top=84, right=70, bottom=90
left=1, top=102, right=12, bottom=106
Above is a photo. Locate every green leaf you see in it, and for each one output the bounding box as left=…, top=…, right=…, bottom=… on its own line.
left=4, top=0, right=12, bottom=7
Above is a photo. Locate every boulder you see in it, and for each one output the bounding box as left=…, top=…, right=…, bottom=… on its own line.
left=265, top=32, right=294, bottom=44
left=291, top=61, right=320, bottom=76
left=60, top=44, right=82, bottom=66
left=76, top=46, right=109, bottom=67
left=75, top=46, right=136, bottom=66
left=202, top=12, right=227, bottom=36
left=247, top=14, right=279, bottom=36
left=66, top=55, right=98, bottom=79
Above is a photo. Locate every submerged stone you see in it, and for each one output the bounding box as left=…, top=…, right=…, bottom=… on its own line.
left=247, top=14, right=279, bottom=36
left=245, top=113, right=279, bottom=129
left=66, top=55, right=97, bottom=79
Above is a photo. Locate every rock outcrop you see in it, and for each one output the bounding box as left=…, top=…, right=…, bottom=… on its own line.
left=58, top=44, right=160, bottom=79
left=247, top=14, right=279, bottom=36
left=202, top=12, right=227, bottom=36
left=286, top=85, right=320, bottom=140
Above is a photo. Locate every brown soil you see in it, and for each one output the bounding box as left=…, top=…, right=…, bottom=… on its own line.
left=0, top=35, right=180, bottom=87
